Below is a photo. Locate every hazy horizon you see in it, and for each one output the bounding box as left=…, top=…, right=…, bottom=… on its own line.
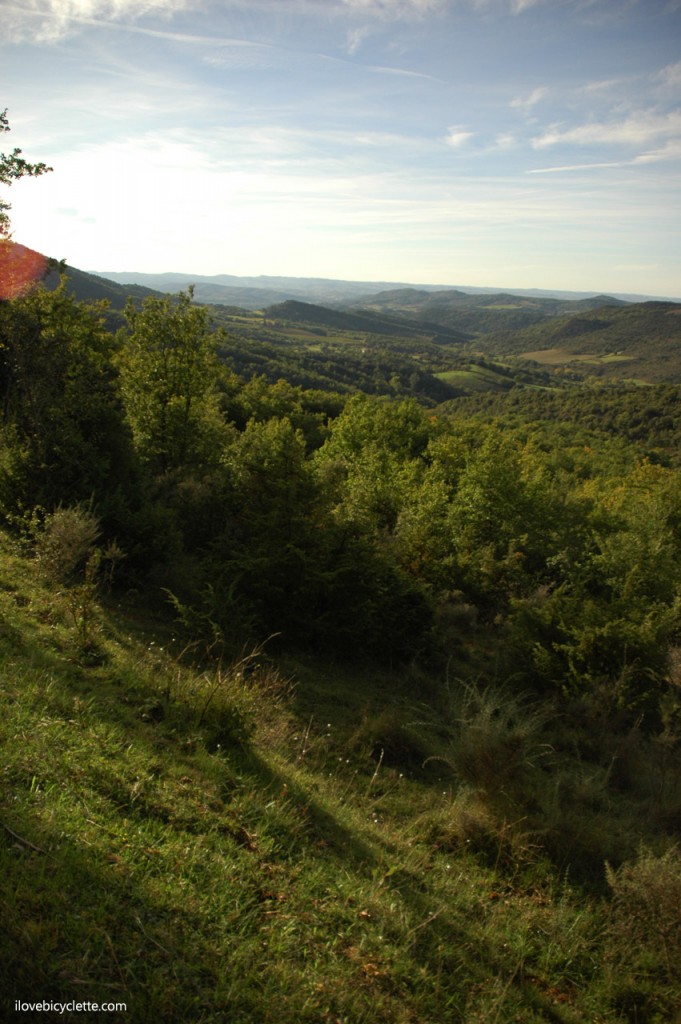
left=89, top=265, right=681, bottom=304
left=4, top=0, right=680, bottom=297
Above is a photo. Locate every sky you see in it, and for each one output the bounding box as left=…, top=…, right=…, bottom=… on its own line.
left=2, top=0, right=681, bottom=296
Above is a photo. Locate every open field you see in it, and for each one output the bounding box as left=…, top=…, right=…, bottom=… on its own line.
left=519, top=348, right=636, bottom=367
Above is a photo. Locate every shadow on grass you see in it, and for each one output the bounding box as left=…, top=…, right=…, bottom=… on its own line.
left=0, top=628, right=596, bottom=1024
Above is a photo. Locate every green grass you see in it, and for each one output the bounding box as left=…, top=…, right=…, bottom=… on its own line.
left=435, top=365, right=511, bottom=391
left=518, top=347, right=636, bottom=367
left=1, top=535, right=680, bottom=1022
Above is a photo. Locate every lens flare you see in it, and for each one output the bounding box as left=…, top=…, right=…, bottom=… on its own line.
left=0, top=241, right=48, bottom=300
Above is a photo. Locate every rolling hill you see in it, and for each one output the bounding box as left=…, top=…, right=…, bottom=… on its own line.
left=8, top=250, right=681, bottom=392
left=264, top=298, right=469, bottom=343
left=342, top=288, right=631, bottom=336
left=477, top=302, right=681, bottom=383
left=46, top=263, right=162, bottom=308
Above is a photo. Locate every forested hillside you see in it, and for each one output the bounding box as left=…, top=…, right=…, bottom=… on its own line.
left=1, top=275, right=681, bottom=1022
left=344, top=288, right=681, bottom=382
left=344, top=287, right=630, bottom=335
left=46, top=264, right=161, bottom=309
left=479, top=303, right=681, bottom=382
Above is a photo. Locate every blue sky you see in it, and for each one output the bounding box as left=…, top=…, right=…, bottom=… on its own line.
left=2, top=0, right=680, bottom=295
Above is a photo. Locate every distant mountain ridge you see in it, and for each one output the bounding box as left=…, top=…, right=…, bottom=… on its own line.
left=91, top=271, right=435, bottom=309
left=92, top=269, right=681, bottom=307
left=6, top=250, right=681, bottom=390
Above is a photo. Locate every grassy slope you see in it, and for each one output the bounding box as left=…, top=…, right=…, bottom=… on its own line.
left=1, top=535, right=680, bottom=1023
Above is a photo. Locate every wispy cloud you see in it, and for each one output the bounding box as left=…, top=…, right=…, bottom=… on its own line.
left=577, top=76, right=625, bottom=95
left=346, top=25, right=372, bottom=53
left=528, top=136, right=681, bottom=173
left=200, top=39, right=446, bottom=82
left=367, top=63, right=446, bottom=81
left=2, top=0, right=189, bottom=43
left=633, top=137, right=681, bottom=164
left=655, top=60, right=681, bottom=89
left=510, top=0, right=543, bottom=13
left=340, top=0, right=445, bottom=16
left=532, top=109, right=681, bottom=148
left=443, top=125, right=475, bottom=147
left=511, top=86, right=548, bottom=111
left=527, top=160, right=628, bottom=174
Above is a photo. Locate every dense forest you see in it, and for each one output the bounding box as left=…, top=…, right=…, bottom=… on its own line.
left=4, top=279, right=681, bottom=694
left=1, top=264, right=681, bottom=1021
left=3, top=278, right=679, bottom=688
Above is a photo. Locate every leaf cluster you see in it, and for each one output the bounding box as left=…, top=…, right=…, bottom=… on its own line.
left=0, top=109, right=52, bottom=237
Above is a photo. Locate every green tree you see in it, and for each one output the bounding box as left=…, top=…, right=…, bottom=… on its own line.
left=503, top=459, right=681, bottom=713
left=0, top=283, right=136, bottom=522
left=215, top=416, right=319, bottom=632
left=0, top=109, right=52, bottom=238
left=170, top=411, right=433, bottom=659
left=315, top=395, right=435, bottom=534
left=445, top=431, right=575, bottom=608
left=117, top=290, right=227, bottom=474
left=319, top=394, right=431, bottom=464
